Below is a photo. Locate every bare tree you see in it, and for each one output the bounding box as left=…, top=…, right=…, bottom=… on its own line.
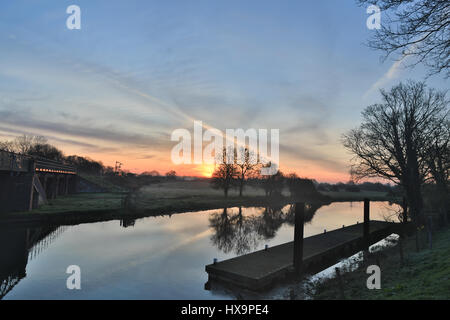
left=0, top=139, right=14, bottom=152
left=424, top=119, right=450, bottom=221
left=261, top=165, right=284, bottom=197
left=13, top=135, right=47, bottom=155
left=165, top=170, right=177, bottom=180
left=358, top=0, right=450, bottom=77
left=235, top=147, right=259, bottom=197
left=28, top=143, right=65, bottom=161
left=211, top=147, right=238, bottom=197
left=343, top=81, right=448, bottom=226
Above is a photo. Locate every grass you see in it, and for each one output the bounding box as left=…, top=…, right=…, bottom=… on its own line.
left=127, top=180, right=292, bottom=214
left=11, top=193, right=126, bottom=215
left=79, top=174, right=127, bottom=192
left=2, top=180, right=393, bottom=223
left=313, top=226, right=450, bottom=299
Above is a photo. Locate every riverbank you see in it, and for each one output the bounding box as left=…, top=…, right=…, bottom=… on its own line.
left=0, top=183, right=294, bottom=225
left=312, top=225, right=450, bottom=299
left=0, top=181, right=393, bottom=225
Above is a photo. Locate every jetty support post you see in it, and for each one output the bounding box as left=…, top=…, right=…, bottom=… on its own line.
left=293, top=202, right=305, bottom=275
left=363, top=198, right=370, bottom=252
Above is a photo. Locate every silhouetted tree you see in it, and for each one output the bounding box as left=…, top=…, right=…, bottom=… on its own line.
left=343, top=81, right=448, bottom=226
left=142, top=170, right=160, bottom=177
left=211, top=148, right=238, bottom=197
left=13, top=135, right=47, bottom=155
left=262, top=167, right=284, bottom=197
left=285, top=173, right=299, bottom=196
left=358, top=0, right=450, bottom=77
left=235, top=147, right=259, bottom=197
left=65, top=155, right=104, bottom=175
left=165, top=170, right=177, bottom=180
left=0, top=140, right=14, bottom=152
left=28, top=143, right=65, bottom=162
left=423, top=119, right=450, bottom=223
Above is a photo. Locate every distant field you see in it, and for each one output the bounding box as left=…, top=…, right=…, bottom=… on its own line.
left=4, top=180, right=393, bottom=221
left=138, top=180, right=268, bottom=198
left=129, top=180, right=285, bottom=214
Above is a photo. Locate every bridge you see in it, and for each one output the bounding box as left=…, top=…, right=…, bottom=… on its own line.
left=0, top=150, right=78, bottom=214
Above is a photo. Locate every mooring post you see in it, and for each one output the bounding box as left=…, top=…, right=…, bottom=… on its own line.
left=363, top=198, right=370, bottom=251
left=293, top=202, right=305, bottom=275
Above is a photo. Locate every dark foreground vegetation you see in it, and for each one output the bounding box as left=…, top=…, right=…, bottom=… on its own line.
left=314, top=224, right=450, bottom=299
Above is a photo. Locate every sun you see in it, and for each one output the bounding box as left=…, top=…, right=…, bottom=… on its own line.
left=201, top=164, right=216, bottom=178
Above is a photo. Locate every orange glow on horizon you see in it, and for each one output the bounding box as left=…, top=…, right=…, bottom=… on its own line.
left=24, top=139, right=351, bottom=183
left=199, top=164, right=216, bottom=178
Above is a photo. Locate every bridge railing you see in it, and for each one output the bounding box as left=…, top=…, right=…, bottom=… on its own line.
left=0, top=150, right=77, bottom=174
left=0, top=150, right=31, bottom=172
left=35, top=159, right=77, bottom=175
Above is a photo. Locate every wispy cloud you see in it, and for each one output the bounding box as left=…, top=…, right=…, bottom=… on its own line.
left=363, top=58, right=405, bottom=98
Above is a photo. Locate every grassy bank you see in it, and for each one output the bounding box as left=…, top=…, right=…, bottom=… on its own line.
left=1, top=181, right=393, bottom=224
left=125, top=180, right=294, bottom=214
left=313, top=226, right=450, bottom=299
left=1, top=181, right=292, bottom=224
left=13, top=193, right=126, bottom=215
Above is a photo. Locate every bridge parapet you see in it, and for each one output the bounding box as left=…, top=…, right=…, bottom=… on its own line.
left=0, top=150, right=76, bottom=175
left=35, top=159, right=76, bottom=175
left=0, top=150, right=31, bottom=173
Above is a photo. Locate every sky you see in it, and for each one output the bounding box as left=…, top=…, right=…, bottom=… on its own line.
left=0, top=0, right=448, bottom=182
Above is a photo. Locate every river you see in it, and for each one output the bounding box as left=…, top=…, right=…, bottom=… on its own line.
left=0, top=201, right=400, bottom=299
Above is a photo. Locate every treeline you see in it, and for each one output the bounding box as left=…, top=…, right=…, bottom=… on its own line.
left=0, top=135, right=110, bottom=175
left=316, top=181, right=396, bottom=193
left=209, top=147, right=323, bottom=200
left=0, top=135, right=178, bottom=178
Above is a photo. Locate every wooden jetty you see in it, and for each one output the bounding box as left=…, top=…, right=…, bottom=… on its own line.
left=205, top=200, right=403, bottom=291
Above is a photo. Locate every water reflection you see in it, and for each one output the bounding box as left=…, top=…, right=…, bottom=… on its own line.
left=120, top=218, right=136, bottom=228
left=209, top=203, right=322, bottom=255
left=0, top=226, right=67, bottom=299
left=0, top=201, right=400, bottom=299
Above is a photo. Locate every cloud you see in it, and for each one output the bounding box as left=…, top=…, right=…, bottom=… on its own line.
left=0, top=107, right=165, bottom=150
left=364, top=59, right=404, bottom=98
left=280, top=142, right=346, bottom=172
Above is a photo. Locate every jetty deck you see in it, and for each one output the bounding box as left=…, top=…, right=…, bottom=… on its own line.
left=206, top=220, right=400, bottom=291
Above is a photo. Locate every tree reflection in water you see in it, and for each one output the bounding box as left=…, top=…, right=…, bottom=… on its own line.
left=209, top=203, right=322, bottom=255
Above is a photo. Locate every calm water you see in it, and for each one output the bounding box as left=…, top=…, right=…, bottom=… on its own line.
left=1, top=201, right=400, bottom=299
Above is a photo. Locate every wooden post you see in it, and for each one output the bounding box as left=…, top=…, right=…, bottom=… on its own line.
left=293, top=202, right=304, bottom=275
left=363, top=198, right=370, bottom=251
